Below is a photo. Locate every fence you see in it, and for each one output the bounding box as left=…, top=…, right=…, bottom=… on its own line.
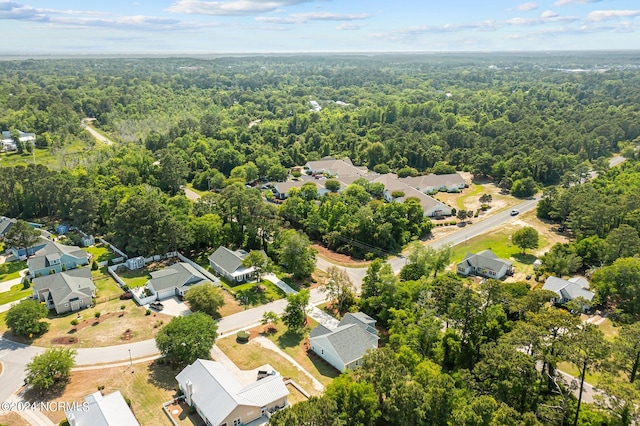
left=98, top=238, right=128, bottom=260
left=94, top=294, right=122, bottom=304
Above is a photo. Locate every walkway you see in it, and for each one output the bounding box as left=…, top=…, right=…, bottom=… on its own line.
left=264, top=273, right=296, bottom=294
left=307, top=307, right=340, bottom=330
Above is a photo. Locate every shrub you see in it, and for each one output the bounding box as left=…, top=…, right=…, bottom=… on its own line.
left=236, top=330, right=250, bottom=343
left=70, top=319, right=79, bottom=326
left=94, top=312, right=101, bottom=320
left=91, top=261, right=99, bottom=271
left=107, top=259, right=114, bottom=266
left=145, top=309, right=151, bottom=316
left=188, top=406, right=196, bottom=415
left=120, top=305, right=126, bottom=310
left=157, top=358, right=165, bottom=365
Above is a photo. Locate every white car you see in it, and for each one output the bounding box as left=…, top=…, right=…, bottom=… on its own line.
left=510, top=209, right=519, bottom=216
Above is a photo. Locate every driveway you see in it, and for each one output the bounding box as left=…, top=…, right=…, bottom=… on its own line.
left=153, top=296, right=191, bottom=317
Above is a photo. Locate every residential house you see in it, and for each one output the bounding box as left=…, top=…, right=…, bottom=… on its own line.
left=65, top=390, right=139, bottom=426
left=32, top=267, right=95, bottom=314
left=27, top=237, right=90, bottom=277
left=401, top=173, right=467, bottom=194
left=209, top=247, right=266, bottom=283
left=272, top=180, right=332, bottom=200
left=0, top=216, right=16, bottom=238
left=304, top=157, right=370, bottom=178
left=176, top=359, right=289, bottom=426
left=1, top=130, right=36, bottom=152
left=542, top=276, right=595, bottom=306
left=372, top=174, right=452, bottom=217
left=146, top=262, right=214, bottom=301
left=456, top=249, right=514, bottom=279
left=309, top=312, right=379, bottom=372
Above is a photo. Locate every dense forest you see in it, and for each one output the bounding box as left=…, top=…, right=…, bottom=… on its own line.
left=3, top=54, right=640, bottom=424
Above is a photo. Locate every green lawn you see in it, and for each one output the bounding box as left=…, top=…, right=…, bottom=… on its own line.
left=92, top=267, right=124, bottom=299
left=118, top=268, right=151, bottom=288
left=455, top=184, right=484, bottom=210
left=85, top=244, right=116, bottom=263
left=450, top=224, right=549, bottom=276
left=0, top=283, right=32, bottom=306
left=261, top=319, right=339, bottom=387
left=220, top=279, right=286, bottom=306
left=0, top=261, right=27, bottom=282
left=0, top=139, right=92, bottom=168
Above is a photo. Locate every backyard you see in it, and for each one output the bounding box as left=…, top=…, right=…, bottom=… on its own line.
left=85, top=243, right=117, bottom=264
left=32, top=360, right=196, bottom=426
left=92, top=267, right=125, bottom=300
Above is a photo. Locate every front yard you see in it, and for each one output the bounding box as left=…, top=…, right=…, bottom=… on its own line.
left=0, top=282, right=32, bottom=306
left=220, top=278, right=286, bottom=307
left=0, top=298, right=172, bottom=348
left=32, top=360, right=191, bottom=426
left=0, top=260, right=27, bottom=281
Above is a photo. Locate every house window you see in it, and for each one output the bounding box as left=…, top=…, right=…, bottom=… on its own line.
left=233, top=419, right=242, bottom=426
left=64, top=303, right=69, bottom=307
left=321, top=349, right=324, bottom=355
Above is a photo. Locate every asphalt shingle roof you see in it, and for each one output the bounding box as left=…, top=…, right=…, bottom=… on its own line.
left=147, top=262, right=207, bottom=292
left=32, top=267, right=95, bottom=307
left=208, top=246, right=246, bottom=275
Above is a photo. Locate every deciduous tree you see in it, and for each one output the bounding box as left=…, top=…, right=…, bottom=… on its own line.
left=25, top=348, right=76, bottom=390
left=156, top=312, right=218, bottom=366
left=5, top=299, right=49, bottom=337
left=512, top=226, right=539, bottom=255
left=4, top=219, right=41, bottom=257
left=281, top=289, right=310, bottom=330
left=184, top=283, right=225, bottom=318
left=323, top=266, right=356, bottom=314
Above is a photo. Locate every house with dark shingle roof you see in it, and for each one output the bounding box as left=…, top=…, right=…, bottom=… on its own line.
left=309, top=312, right=379, bottom=372
left=0, top=216, right=16, bottom=238
left=27, top=237, right=90, bottom=277
left=146, top=262, right=213, bottom=301
left=176, top=359, right=289, bottom=426
left=209, top=247, right=265, bottom=283
left=32, top=267, right=95, bottom=314
left=456, top=249, right=513, bottom=279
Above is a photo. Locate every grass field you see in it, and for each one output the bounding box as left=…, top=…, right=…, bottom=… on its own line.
left=0, top=283, right=32, bottom=306
left=36, top=360, right=187, bottom=426
left=0, top=139, right=92, bottom=168
left=0, top=261, right=27, bottom=282
left=455, top=184, right=484, bottom=210
left=85, top=244, right=116, bottom=263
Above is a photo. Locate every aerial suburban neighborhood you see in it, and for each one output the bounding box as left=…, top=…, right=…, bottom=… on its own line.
left=1, top=51, right=640, bottom=426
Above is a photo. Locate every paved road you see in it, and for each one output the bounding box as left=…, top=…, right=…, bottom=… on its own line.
left=183, top=187, right=202, bottom=201
left=81, top=118, right=114, bottom=145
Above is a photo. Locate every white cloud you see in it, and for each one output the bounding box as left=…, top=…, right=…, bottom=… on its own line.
left=167, top=0, right=316, bottom=16
left=336, top=23, right=362, bottom=31
left=554, top=0, right=601, bottom=6
left=257, top=11, right=370, bottom=24
left=541, top=10, right=558, bottom=18
left=517, top=2, right=538, bottom=11
left=586, top=10, right=640, bottom=21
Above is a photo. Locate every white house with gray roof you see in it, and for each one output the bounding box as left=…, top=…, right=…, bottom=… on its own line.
left=32, top=267, right=95, bottom=314
left=209, top=247, right=266, bottom=283
left=456, top=249, right=514, bottom=279
left=372, top=174, right=452, bottom=217
left=309, top=312, right=379, bottom=372
left=66, top=390, right=139, bottom=426
left=146, top=262, right=214, bottom=301
left=176, top=359, right=289, bottom=426
left=401, top=173, right=467, bottom=194
left=542, top=276, right=595, bottom=306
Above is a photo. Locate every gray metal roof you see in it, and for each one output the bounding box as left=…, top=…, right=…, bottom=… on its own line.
left=147, top=262, right=207, bottom=292
left=176, top=360, right=288, bottom=426
left=66, top=390, right=139, bottom=426
left=542, top=276, right=595, bottom=302
left=0, top=217, right=15, bottom=236
left=33, top=267, right=95, bottom=307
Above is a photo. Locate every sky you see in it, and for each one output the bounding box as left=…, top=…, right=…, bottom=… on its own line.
left=0, top=0, right=639, bottom=55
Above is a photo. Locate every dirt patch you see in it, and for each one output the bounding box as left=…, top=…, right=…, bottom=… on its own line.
left=0, top=412, right=30, bottom=426
left=121, top=329, right=134, bottom=340
left=71, top=311, right=127, bottom=333
left=51, top=336, right=78, bottom=345
left=312, top=243, right=370, bottom=267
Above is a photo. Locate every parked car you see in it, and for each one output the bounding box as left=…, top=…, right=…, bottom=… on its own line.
left=510, top=209, right=519, bottom=216
left=150, top=302, right=164, bottom=311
